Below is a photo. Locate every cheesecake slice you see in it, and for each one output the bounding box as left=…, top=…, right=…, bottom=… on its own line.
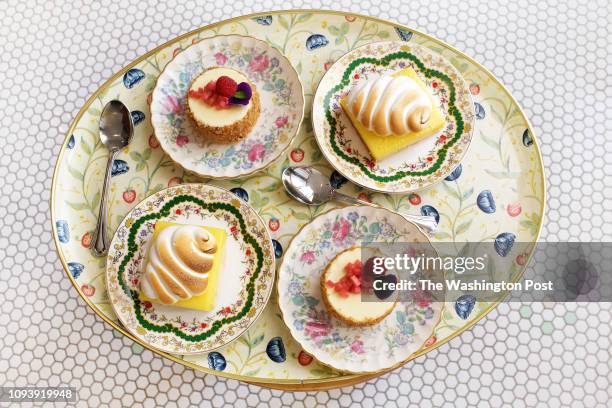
left=320, top=247, right=396, bottom=326
left=340, top=67, right=445, bottom=161
left=187, top=67, right=260, bottom=144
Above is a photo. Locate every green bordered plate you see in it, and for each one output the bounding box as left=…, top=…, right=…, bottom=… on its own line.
left=312, top=41, right=475, bottom=193
left=105, top=184, right=275, bottom=354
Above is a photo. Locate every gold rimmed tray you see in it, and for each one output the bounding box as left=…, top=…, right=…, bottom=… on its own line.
left=51, top=10, right=545, bottom=390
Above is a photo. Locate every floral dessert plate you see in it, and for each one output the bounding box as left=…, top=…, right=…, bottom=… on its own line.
left=277, top=206, right=442, bottom=373
left=312, top=41, right=475, bottom=193
left=106, top=184, right=275, bottom=354
left=151, top=34, right=304, bottom=179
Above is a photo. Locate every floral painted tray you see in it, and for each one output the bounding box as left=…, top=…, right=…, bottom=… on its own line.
left=51, top=10, right=545, bottom=390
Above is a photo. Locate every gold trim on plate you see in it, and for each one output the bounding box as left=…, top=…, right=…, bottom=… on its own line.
left=50, top=9, right=546, bottom=390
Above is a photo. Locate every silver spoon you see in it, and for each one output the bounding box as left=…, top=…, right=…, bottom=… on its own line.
left=281, top=166, right=438, bottom=234
left=90, top=100, right=134, bottom=256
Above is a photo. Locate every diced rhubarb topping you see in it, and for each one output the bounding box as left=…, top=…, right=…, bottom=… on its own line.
left=189, top=76, right=252, bottom=109
left=327, top=260, right=364, bottom=297
left=188, top=80, right=232, bottom=110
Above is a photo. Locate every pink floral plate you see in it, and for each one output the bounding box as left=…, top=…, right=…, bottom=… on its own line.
left=150, top=35, right=304, bottom=179
left=277, top=206, right=443, bottom=373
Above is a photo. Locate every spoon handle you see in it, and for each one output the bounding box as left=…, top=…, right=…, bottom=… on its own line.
left=332, top=191, right=438, bottom=234
left=91, top=150, right=117, bottom=257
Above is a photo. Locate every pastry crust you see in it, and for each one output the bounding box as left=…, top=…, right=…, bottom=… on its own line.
left=186, top=69, right=261, bottom=144
left=320, top=246, right=396, bottom=327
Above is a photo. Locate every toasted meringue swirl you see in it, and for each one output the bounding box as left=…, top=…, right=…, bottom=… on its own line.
left=141, top=225, right=217, bottom=305
left=347, top=75, right=432, bottom=136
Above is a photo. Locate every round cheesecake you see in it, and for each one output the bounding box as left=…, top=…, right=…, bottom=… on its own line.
left=320, top=247, right=397, bottom=327
left=187, top=67, right=260, bottom=144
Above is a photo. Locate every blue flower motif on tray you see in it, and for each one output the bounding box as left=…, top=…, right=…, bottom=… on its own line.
left=455, top=294, right=476, bottom=319
left=305, top=34, right=329, bottom=50
left=68, top=262, right=84, bottom=279
left=123, top=68, right=145, bottom=89
left=395, top=27, right=413, bottom=41
left=56, top=220, right=69, bottom=243
left=131, top=110, right=145, bottom=126
left=396, top=310, right=414, bottom=335
left=494, top=232, right=516, bottom=257
left=420, top=205, right=440, bottom=224
left=111, top=159, right=129, bottom=177
left=444, top=164, right=462, bottom=181
left=474, top=102, right=485, bottom=119
left=207, top=352, right=226, bottom=371
left=522, top=128, right=533, bottom=147
left=272, top=239, right=283, bottom=258
left=253, top=15, right=272, bottom=25
left=477, top=190, right=496, bottom=214
left=266, top=337, right=286, bottom=363
left=330, top=170, right=347, bottom=189
left=230, top=187, right=248, bottom=202
left=67, top=134, right=75, bottom=149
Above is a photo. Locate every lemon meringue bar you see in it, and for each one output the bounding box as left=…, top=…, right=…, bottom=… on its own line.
left=140, top=221, right=227, bottom=311
left=339, top=67, right=445, bottom=161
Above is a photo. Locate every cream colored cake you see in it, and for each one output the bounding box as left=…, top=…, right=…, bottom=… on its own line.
left=187, top=67, right=260, bottom=143
left=320, top=247, right=397, bottom=326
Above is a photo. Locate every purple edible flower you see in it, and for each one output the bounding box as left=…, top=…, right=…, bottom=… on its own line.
left=229, top=82, right=252, bottom=105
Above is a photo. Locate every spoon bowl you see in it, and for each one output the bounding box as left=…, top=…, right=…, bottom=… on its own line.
left=281, top=166, right=334, bottom=206
left=99, top=100, right=134, bottom=151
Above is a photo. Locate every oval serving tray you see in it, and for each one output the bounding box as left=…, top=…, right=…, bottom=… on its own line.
left=51, top=10, right=545, bottom=390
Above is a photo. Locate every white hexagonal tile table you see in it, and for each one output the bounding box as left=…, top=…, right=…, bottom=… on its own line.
left=1, top=0, right=610, bottom=406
